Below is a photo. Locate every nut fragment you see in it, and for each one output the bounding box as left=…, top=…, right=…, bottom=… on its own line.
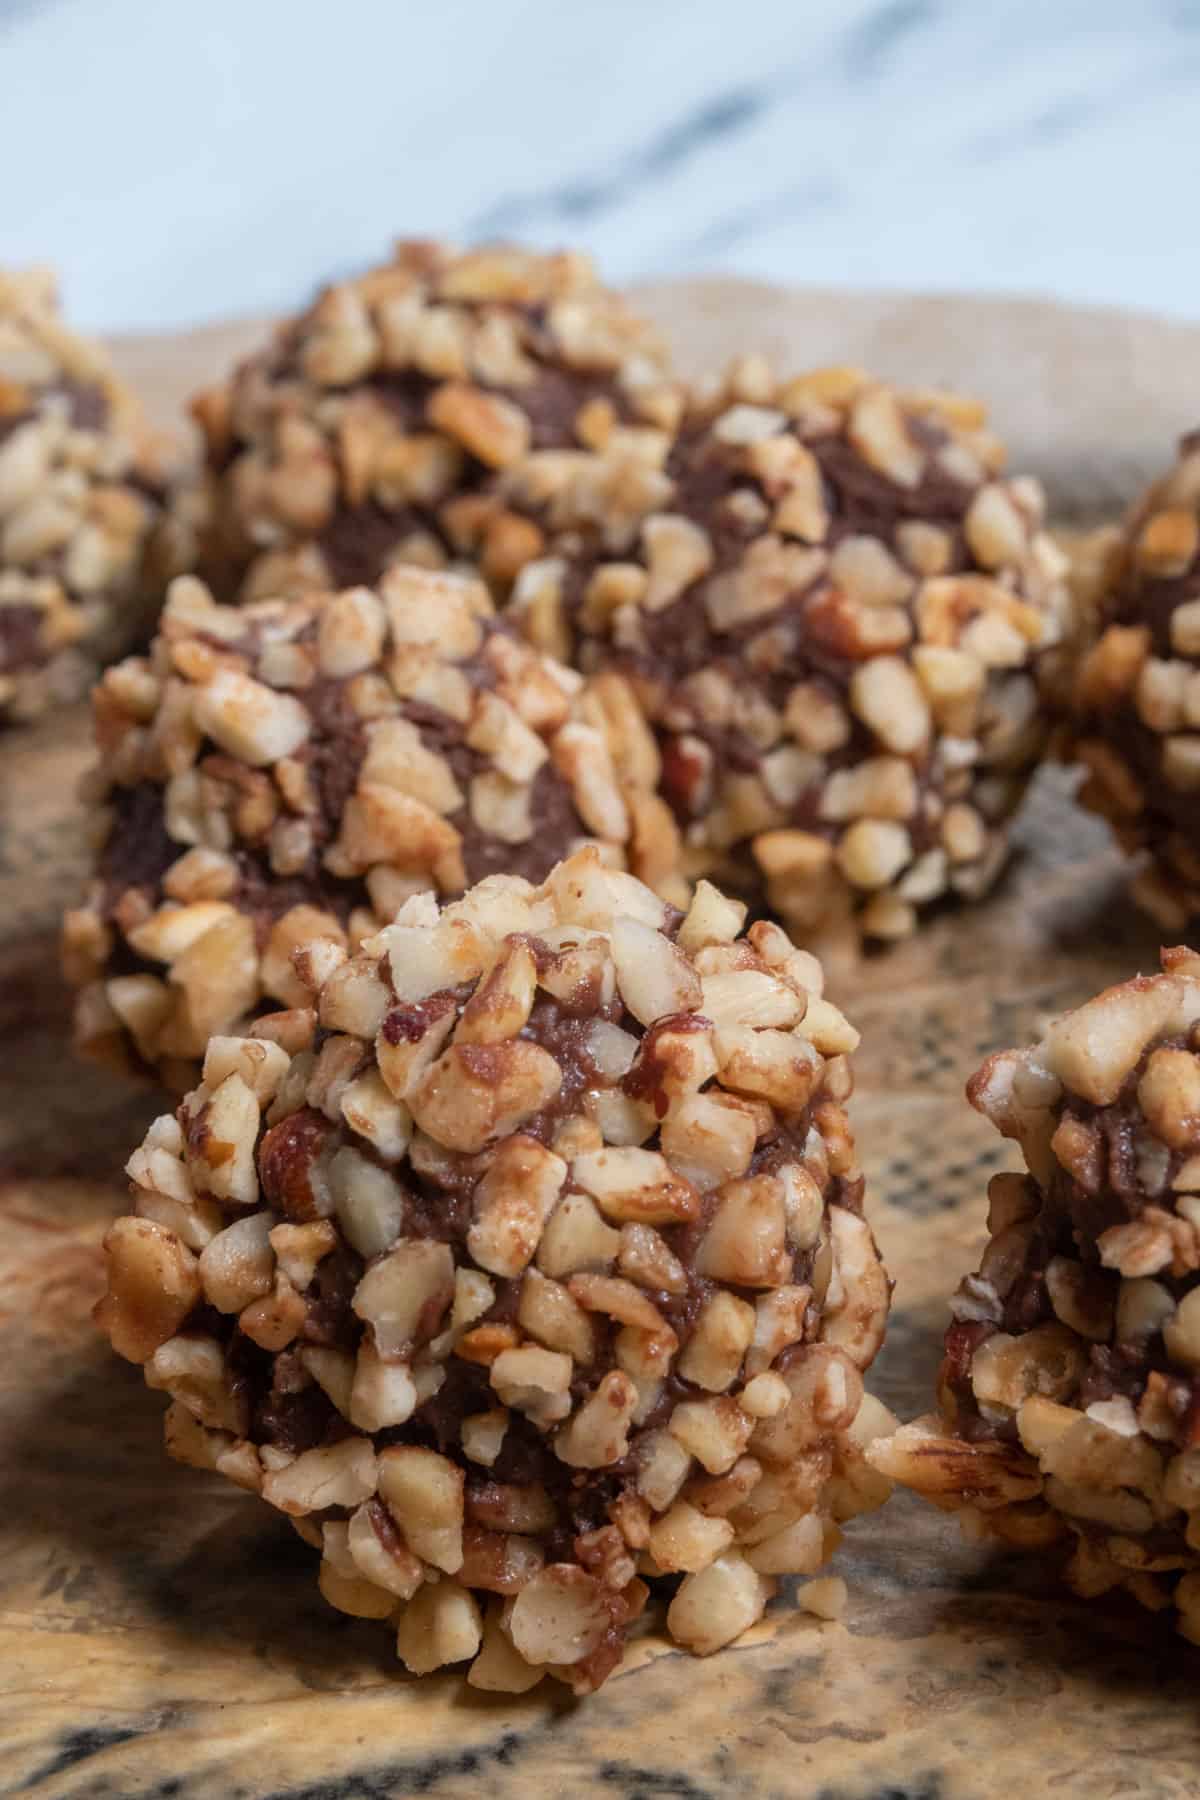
left=666, top=1553, right=775, bottom=1655
left=95, top=1217, right=200, bottom=1363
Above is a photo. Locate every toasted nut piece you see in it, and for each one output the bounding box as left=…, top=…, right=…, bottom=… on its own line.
left=144, top=1334, right=244, bottom=1434
left=353, top=1239, right=455, bottom=1356
left=261, top=1437, right=378, bottom=1515
left=1164, top=1288, right=1200, bottom=1369
left=454, top=1325, right=515, bottom=1371
left=668, top=1397, right=754, bottom=1475
left=572, top=1146, right=700, bottom=1226
left=970, top=1323, right=1087, bottom=1412
left=491, top=1345, right=574, bottom=1429
left=396, top=1580, right=483, bottom=1674
left=536, top=1192, right=621, bottom=1277
left=666, top=1552, right=775, bottom=1656
left=848, top=657, right=931, bottom=753
left=428, top=381, right=531, bottom=469
left=193, top=668, right=310, bottom=767
left=677, top=879, right=748, bottom=954
left=198, top=1212, right=274, bottom=1313
left=744, top=1513, right=837, bottom=1577
left=1138, top=1047, right=1200, bottom=1152
left=796, top=1575, right=847, bottom=1621
left=202, top=1035, right=291, bottom=1105
left=1044, top=1256, right=1114, bottom=1341
left=319, top=1524, right=397, bottom=1621
left=568, top=1272, right=671, bottom=1335
left=865, top=1418, right=1042, bottom=1509
left=461, top=1409, right=509, bottom=1468
left=1042, top=978, right=1191, bottom=1106
left=1116, top=1276, right=1174, bottom=1344
left=341, top=1504, right=426, bottom=1605
left=647, top=1501, right=735, bottom=1573
left=378, top=1445, right=465, bottom=1572
left=555, top=1370, right=639, bottom=1467
left=678, top=1291, right=756, bottom=1392
left=818, top=1208, right=889, bottom=1367
left=660, top=1091, right=758, bottom=1193
left=508, top=1565, right=611, bottom=1666
left=329, top=1148, right=407, bottom=1258
left=618, top=1223, right=688, bottom=1294
left=455, top=941, right=538, bottom=1044
left=713, top=1026, right=819, bottom=1115
left=695, top=1176, right=790, bottom=1288
left=609, top=917, right=701, bottom=1025
left=468, top=1136, right=567, bottom=1277
left=349, top=1342, right=419, bottom=1431
left=518, top=1269, right=597, bottom=1363
left=96, top=1217, right=201, bottom=1363
left=468, top=1608, right=545, bottom=1693
left=409, top=1042, right=562, bottom=1153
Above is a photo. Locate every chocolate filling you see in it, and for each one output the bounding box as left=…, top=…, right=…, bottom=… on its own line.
left=0, top=604, right=48, bottom=676
left=0, top=376, right=109, bottom=445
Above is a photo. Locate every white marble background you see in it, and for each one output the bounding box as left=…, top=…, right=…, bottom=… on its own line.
left=0, top=0, right=1194, bottom=332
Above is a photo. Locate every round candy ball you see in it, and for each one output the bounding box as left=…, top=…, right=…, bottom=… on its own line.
left=0, top=267, right=179, bottom=722
left=96, top=850, right=893, bottom=1691
left=1072, top=435, right=1200, bottom=928
left=870, top=947, right=1200, bottom=1643
left=508, top=359, right=1072, bottom=945
left=65, top=568, right=680, bottom=1086
left=191, top=240, right=679, bottom=606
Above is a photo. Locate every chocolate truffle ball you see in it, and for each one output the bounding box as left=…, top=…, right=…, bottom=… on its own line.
left=1071, top=436, right=1200, bottom=929
left=191, top=240, right=678, bottom=605
left=95, top=850, right=894, bottom=1691
left=0, top=268, right=179, bottom=722
left=869, top=948, right=1200, bottom=1642
left=65, top=568, right=681, bottom=1087
left=507, top=360, right=1073, bottom=945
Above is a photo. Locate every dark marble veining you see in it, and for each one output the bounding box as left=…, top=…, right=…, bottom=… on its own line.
left=3, top=2, right=1196, bottom=329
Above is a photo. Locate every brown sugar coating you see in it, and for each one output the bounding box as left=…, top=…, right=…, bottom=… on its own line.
left=507, top=359, right=1072, bottom=945
left=191, top=240, right=679, bottom=605
left=0, top=268, right=181, bottom=721
left=1071, top=434, right=1200, bottom=928
left=869, top=948, right=1200, bottom=1644
left=64, top=570, right=682, bottom=1087
left=95, top=850, right=894, bottom=1691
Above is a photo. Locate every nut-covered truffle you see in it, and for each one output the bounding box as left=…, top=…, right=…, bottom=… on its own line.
left=65, top=569, right=681, bottom=1086
left=95, top=850, right=894, bottom=1691
left=1071, top=434, right=1200, bottom=929
left=507, top=360, right=1072, bottom=945
left=191, top=239, right=678, bottom=605
left=869, top=948, right=1200, bottom=1642
left=0, top=267, right=180, bottom=722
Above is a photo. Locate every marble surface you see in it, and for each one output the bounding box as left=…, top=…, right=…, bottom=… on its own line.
left=1, top=0, right=1196, bottom=332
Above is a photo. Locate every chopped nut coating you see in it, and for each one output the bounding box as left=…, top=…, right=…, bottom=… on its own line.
left=871, top=949, right=1200, bottom=1649
left=97, top=849, right=891, bottom=1690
